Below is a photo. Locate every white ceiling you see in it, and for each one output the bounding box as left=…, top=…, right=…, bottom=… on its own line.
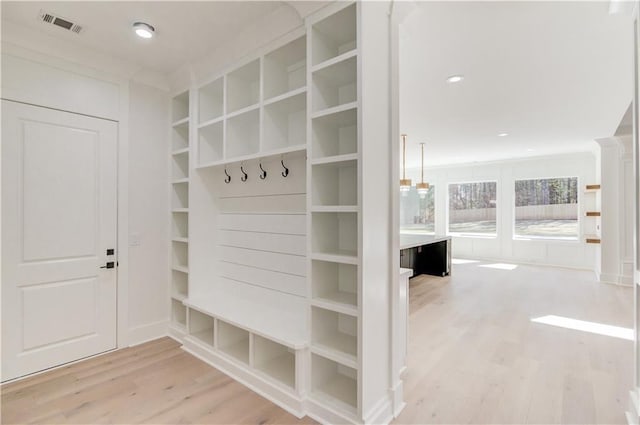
left=0, top=1, right=325, bottom=76
left=400, top=1, right=634, bottom=168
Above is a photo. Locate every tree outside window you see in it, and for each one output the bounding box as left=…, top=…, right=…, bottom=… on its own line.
left=448, top=182, right=497, bottom=235
left=514, top=177, right=578, bottom=239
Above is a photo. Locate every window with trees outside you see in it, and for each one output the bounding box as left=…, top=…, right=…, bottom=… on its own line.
left=514, top=177, right=578, bottom=239
left=448, top=182, right=497, bottom=235
left=400, top=186, right=435, bottom=234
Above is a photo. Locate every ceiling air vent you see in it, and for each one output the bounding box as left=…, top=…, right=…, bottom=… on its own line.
left=38, top=10, right=83, bottom=34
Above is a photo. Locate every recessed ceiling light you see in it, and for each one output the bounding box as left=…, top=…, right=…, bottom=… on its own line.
left=133, top=22, right=154, bottom=39
left=446, top=75, right=464, bottom=84
left=497, top=132, right=509, bottom=137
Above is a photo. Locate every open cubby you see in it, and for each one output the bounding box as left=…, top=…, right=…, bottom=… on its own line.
left=312, top=212, right=358, bottom=258
left=172, top=91, right=190, bottom=122
left=172, top=182, right=189, bottom=209
left=172, top=151, right=189, bottom=180
left=311, top=354, right=357, bottom=414
left=198, top=121, right=223, bottom=165
left=263, top=92, right=306, bottom=151
left=226, top=108, right=259, bottom=158
left=312, top=160, right=357, bottom=206
left=189, top=309, right=215, bottom=347
left=172, top=242, right=188, bottom=269
left=312, top=260, right=357, bottom=309
left=227, top=59, right=260, bottom=113
left=217, top=321, right=250, bottom=365
left=253, top=335, right=295, bottom=389
left=312, top=3, right=357, bottom=66
left=312, top=307, right=357, bottom=362
left=172, top=299, right=187, bottom=328
left=172, top=121, right=189, bottom=150
left=312, top=55, right=357, bottom=112
left=199, top=77, right=224, bottom=123
left=172, top=270, right=189, bottom=299
left=312, top=106, right=357, bottom=159
left=264, top=36, right=306, bottom=100
left=172, top=212, right=188, bottom=239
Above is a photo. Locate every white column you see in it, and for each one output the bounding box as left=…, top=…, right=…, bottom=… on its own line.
left=595, top=135, right=634, bottom=285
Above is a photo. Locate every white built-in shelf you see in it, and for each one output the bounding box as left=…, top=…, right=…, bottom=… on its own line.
left=264, top=36, right=306, bottom=101
left=172, top=178, right=189, bottom=184
left=183, top=289, right=307, bottom=349
left=172, top=242, right=188, bottom=269
left=189, top=309, right=215, bottom=347
left=171, top=299, right=187, bottom=328
left=312, top=260, right=357, bottom=309
left=172, top=116, right=190, bottom=127
left=311, top=206, right=358, bottom=213
left=312, top=211, right=358, bottom=259
left=311, top=307, right=357, bottom=367
left=199, top=77, right=224, bottom=124
left=172, top=152, right=189, bottom=180
left=311, top=49, right=357, bottom=74
left=227, top=107, right=260, bottom=158
left=172, top=147, right=190, bottom=156
left=263, top=91, right=307, bottom=152
left=172, top=270, right=188, bottom=299
left=227, top=59, right=260, bottom=113
left=196, top=144, right=306, bottom=170
left=585, top=184, right=601, bottom=191
left=253, top=335, right=296, bottom=389
left=311, top=106, right=357, bottom=160
left=172, top=213, right=188, bottom=239
left=312, top=298, right=357, bottom=318
left=172, top=183, right=189, bottom=209
left=172, top=265, right=189, bottom=274
left=172, top=121, right=189, bottom=151
left=585, top=235, right=601, bottom=244
left=312, top=55, right=357, bottom=112
left=172, top=208, right=189, bottom=213
left=310, top=153, right=358, bottom=166
left=312, top=159, right=357, bottom=207
left=198, top=120, right=224, bottom=165
left=311, top=102, right=358, bottom=120
left=311, top=3, right=357, bottom=66
left=311, top=252, right=358, bottom=265
left=218, top=321, right=250, bottom=365
left=264, top=86, right=306, bottom=107
left=311, top=354, right=357, bottom=416
left=172, top=90, right=190, bottom=122
left=171, top=293, right=187, bottom=302
left=172, top=237, right=189, bottom=243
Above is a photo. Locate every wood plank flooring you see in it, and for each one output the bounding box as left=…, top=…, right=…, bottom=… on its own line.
left=1, top=261, right=633, bottom=424
left=395, top=261, right=633, bottom=425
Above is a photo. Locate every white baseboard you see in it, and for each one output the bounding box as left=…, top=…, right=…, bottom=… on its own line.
left=127, top=319, right=169, bottom=346
left=599, top=272, right=634, bottom=287
left=389, top=380, right=406, bottom=418
left=363, top=395, right=394, bottom=424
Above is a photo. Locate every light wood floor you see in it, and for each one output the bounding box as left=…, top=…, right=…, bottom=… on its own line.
left=1, top=262, right=633, bottom=424
left=396, top=261, right=634, bottom=425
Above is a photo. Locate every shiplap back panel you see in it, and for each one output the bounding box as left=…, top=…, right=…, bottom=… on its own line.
left=211, top=155, right=307, bottom=298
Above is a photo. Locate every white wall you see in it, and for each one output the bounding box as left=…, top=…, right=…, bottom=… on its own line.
left=127, top=82, right=170, bottom=342
left=403, top=152, right=598, bottom=269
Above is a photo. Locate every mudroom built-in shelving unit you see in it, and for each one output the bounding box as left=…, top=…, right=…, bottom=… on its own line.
left=167, top=2, right=397, bottom=423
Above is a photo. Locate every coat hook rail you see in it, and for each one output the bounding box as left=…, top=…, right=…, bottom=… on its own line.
left=281, top=159, right=289, bottom=178
left=224, top=167, right=231, bottom=184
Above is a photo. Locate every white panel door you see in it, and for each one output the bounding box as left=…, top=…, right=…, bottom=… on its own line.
left=1, top=100, right=118, bottom=381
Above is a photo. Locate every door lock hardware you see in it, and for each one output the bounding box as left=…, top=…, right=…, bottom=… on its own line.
left=100, top=261, right=115, bottom=269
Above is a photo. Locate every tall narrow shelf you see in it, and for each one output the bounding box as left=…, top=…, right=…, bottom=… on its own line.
left=169, top=90, right=191, bottom=337
left=309, top=3, right=361, bottom=419
left=227, top=59, right=260, bottom=113
left=583, top=184, right=601, bottom=245
left=264, top=36, right=306, bottom=101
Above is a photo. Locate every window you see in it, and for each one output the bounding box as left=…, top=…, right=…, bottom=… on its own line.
left=514, top=177, right=578, bottom=239
left=400, top=186, right=435, bottom=234
left=448, top=181, right=497, bottom=235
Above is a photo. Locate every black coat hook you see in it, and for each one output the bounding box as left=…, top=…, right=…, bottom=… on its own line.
left=224, top=167, right=231, bottom=184
left=281, top=159, right=289, bottom=178
left=240, top=165, right=248, bottom=182
left=259, top=163, right=267, bottom=180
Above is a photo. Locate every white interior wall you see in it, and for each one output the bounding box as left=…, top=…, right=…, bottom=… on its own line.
left=127, top=81, right=170, bottom=342
left=403, top=152, right=598, bottom=269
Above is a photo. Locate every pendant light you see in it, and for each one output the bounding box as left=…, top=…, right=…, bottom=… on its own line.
left=416, top=142, right=430, bottom=198
left=400, top=134, right=412, bottom=194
